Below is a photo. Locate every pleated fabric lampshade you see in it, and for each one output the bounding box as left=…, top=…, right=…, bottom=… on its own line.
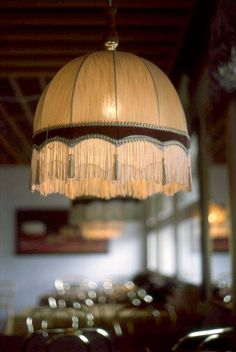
left=69, top=198, right=143, bottom=240
left=31, top=50, right=191, bottom=199
left=69, top=198, right=143, bottom=224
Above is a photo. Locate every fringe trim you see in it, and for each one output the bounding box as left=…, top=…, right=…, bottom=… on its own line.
left=80, top=221, right=123, bottom=240
left=31, top=139, right=192, bottom=199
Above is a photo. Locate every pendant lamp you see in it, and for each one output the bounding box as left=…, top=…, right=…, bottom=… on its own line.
left=208, top=202, right=229, bottom=238
left=31, top=7, right=191, bottom=200
left=69, top=197, right=143, bottom=239
left=78, top=222, right=123, bottom=240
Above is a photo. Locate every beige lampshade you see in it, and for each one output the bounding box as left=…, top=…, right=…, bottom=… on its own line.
left=80, top=221, right=123, bottom=240
left=69, top=198, right=143, bottom=224
left=31, top=50, right=191, bottom=199
left=69, top=198, right=143, bottom=240
left=208, top=203, right=229, bottom=238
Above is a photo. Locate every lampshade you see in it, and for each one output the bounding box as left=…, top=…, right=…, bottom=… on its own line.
left=69, top=198, right=143, bottom=224
left=208, top=203, right=229, bottom=238
left=79, top=222, right=123, bottom=240
left=31, top=50, right=191, bottom=199
left=69, top=198, right=143, bottom=240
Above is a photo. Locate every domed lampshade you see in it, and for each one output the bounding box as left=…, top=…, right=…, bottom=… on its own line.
left=31, top=50, right=191, bottom=199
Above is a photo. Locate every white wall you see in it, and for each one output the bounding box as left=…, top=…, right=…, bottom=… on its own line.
left=0, top=166, right=144, bottom=312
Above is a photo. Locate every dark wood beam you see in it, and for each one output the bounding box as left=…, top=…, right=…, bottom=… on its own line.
left=0, top=59, right=75, bottom=69
left=0, top=13, right=187, bottom=27
left=0, top=104, right=32, bottom=159
left=167, top=0, right=198, bottom=73
left=0, top=0, right=194, bottom=10
left=0, top=29, right=178, bottom=43
left=0, top=132, right=26, bottom=163
left=8, top=76, right=34, bottom=125
left=0, top=71, right=55, bottom=78
left=38, top=76, right=48, bottom=91
left=0, top=43, right=175, bottom=56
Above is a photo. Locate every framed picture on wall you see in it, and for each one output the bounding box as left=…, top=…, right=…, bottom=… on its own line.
left=16, top=209, right=108, bottom=254
left=212, top=237, right=229, bottom=252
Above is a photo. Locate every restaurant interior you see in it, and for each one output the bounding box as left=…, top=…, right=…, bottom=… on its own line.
left=0, top=0, right=236, bottom=351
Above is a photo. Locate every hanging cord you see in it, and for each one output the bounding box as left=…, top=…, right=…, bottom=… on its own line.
left=104, top=1, right=119, bottom=51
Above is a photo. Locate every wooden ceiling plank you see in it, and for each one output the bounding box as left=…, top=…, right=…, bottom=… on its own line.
left=0, top=13, right=188, bottom=27
left=167, top=0, right=198, bottom=73
left=9, top=76, right=34, bottom=125
left=0, top=0, right=194, bottom=10
left=0, top=44, right=175, bottom=56
left=1, top=30, right=178, bottom=43
left=38, top=76, right=48, bottom=91
left=0, top=132, right=26, bottom=163
left=0, top=54, right=169, bottom=67
left=0, top=57, right=74, bottom=67
left=0, top=72, right=55, bottom=78
left=0, top=47, right=97, bottom=56
left=0, top=104, right=32, bottom=159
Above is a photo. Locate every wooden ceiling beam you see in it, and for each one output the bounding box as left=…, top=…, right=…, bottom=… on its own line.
left=0, top=44, right=175, bottom=56
left=0, top=151, right=14, bottom=164
left=0, top=0, right=194, bottom=10
left=0, top=13, right=187, bottom=27
left=0, top=71, right=55, bottom=78
left=38, top=76, right=48, bottom=91
left=0, top=104, right=32, bottom=160
left=167, top=0, right=198, bottom=74
left=8, top=76, right=34, bottom=125
left=0, top=59, right=75, bottom=69
left=1, top=30, right=178, bottom=43
left=0, top=54, right=170, bottom=66
left=0, top=132, right=25, bottom=163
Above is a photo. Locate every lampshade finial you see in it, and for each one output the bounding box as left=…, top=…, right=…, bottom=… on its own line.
left=104, top=6, right=119, bottom=51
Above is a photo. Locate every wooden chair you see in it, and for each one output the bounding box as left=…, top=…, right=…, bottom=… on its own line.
left=46, top=328, right=113, bottom=352
left=45, top=331, right=90, bottom=352
left=198, top=327, right=236, bottom=351
left=82, top=327, right=113, bottom=352
left=172, top=327, right=234, bottom=352
left=22, top=328, right=66, bottom=352
left=0, top=334, right=23, bottom=352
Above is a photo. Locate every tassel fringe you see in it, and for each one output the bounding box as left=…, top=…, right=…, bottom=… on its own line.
left=31, top=139, right=192, bottom=199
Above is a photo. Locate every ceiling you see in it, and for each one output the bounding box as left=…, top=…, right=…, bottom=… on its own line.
left=0, top=0, right=219, bottom=165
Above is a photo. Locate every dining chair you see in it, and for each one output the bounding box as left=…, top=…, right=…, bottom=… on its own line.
left=45, top=332, right=91, bottom=352
left=82, top=327, right=113, bottom=352
left=172, top=327, right=234, bottom=351
left=22, top=328, right=65, bottom=352
left=45, top=328, right=114, bottom=352
left=197, top=327, right=236, bottom=351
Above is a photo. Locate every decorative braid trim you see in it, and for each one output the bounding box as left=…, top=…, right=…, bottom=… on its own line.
left=33, top=121, right=190, bottom=139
